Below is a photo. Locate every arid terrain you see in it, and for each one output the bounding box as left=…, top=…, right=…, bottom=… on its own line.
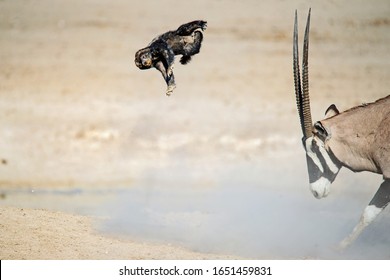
left=1, top=0, right=389, bottom=259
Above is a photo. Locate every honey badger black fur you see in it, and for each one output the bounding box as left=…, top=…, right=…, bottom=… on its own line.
left=134, top=20, right=207, bottom=96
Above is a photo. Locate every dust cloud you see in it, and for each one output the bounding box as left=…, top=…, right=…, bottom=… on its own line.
left=100, top=156, right=390, bottom=259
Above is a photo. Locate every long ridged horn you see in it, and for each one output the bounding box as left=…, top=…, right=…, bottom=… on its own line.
left=293, top=9, right=313, bottom=139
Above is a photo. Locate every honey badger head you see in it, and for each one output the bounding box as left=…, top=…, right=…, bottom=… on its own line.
left=135, top=48, right=153, bottom=69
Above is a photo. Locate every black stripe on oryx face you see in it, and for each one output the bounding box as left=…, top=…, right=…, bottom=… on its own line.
left=306, top=154, right=323, bottom=184
left=306, top=140, right=338, bottom=184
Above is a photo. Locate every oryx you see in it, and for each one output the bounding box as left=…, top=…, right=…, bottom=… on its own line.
left=293, top=9, right=390, bottom=248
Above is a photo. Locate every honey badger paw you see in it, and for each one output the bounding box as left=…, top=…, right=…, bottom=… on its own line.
left=166, top=84, right=176, bottom=96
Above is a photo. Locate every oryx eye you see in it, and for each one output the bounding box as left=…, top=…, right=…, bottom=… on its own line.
left=314, top=122, right=328, bottom=140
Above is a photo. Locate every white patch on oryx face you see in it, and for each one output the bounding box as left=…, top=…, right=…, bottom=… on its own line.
left=310, top=177, right=331, bottom=199
left=304, top=137, right=338, bottom=199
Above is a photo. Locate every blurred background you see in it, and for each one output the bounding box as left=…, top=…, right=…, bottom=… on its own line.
left=0, top=0, right=389, bottom=259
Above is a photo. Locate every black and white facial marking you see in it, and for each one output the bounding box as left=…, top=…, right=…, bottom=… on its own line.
left=303, top=128, right=341, bottom=199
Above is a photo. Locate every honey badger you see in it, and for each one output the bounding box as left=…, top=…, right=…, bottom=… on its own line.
left=134, top=20, right=207, bottom=96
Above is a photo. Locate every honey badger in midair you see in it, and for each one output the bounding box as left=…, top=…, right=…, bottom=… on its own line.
left=135, top=20, right=207, bottom=96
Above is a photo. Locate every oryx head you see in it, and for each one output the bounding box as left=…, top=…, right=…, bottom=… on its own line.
left=293, top=9, right=342, bottom=199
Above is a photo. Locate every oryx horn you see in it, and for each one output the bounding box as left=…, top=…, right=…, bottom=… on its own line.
left=293, top=8, right=313, bottom=139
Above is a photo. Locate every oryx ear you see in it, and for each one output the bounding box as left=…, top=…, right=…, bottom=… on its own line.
left=325, top=104, right=339, bottom=118
left=314, top=121, right=329, bottom=141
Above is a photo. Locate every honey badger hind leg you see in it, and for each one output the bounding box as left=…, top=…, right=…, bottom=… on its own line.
left=176, top=20, right=207, bottom=36
left=179, top=31, right=204, bottom=65
left=180, top=55, right=192, bottom=65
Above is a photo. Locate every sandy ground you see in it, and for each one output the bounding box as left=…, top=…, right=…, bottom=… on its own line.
left=0, top=0, right=389, bottom=259
left=0, top=206, right=234, bottom=259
